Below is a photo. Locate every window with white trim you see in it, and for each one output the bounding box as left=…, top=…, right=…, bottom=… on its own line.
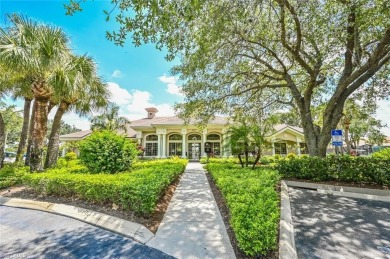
left=168, top=134, right=182, bottom=156
left=274, top=143, right=287, bottom=155
left=145, top=134, right=158, bottom=156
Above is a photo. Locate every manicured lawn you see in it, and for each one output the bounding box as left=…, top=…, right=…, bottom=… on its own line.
left=22, top=158, right=188, bottom=216
left=206, top=162, right=280, bottom=256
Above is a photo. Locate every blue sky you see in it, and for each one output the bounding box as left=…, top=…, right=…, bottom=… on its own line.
left=1, top=1, right=390, bottom=136
left=1, top=0, right=183, bottom=129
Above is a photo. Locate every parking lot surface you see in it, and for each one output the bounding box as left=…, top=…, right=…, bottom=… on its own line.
left=0, top=206, right=174, bottom=259
left=289, top=187, right=390, bottom=259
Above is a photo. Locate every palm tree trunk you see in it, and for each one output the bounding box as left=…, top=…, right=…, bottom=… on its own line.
left=45, top=101, right=69, bottom=168
left=30, top=97, right=49, bottom=172
left=25, top=100, right=37, bottom=166
left=0, top=113, right=5, bottom=168
left=15, top=98, right=32, bottom=164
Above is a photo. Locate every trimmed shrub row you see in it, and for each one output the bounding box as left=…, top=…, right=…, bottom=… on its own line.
left=0, top=165, right=29, bottom=189
left=206, top=163, right=280, bottom=256
left=23, top=159, right=188, bottom=216
left=276, top=155, right=390, bottom=184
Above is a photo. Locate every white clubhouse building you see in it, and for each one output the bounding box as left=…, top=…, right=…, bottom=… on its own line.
left=60, top=107, right=309, bottom=159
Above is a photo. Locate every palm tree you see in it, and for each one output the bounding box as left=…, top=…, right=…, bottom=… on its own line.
left=90, top=103, right=129, bottom=133
left=225, top=121, right=253, bottom=168
left=0, top=14, right=71, bottom=171
left=0, top=63, right=20, bottom=167
left=44, top=55, right=109, bottom=168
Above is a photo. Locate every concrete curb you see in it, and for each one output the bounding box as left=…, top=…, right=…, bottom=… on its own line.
left=285, top=180, right=390, bottom=200
left=0, top=196, right=154, bottom=244
left=279, top=181, right=298, bottom=259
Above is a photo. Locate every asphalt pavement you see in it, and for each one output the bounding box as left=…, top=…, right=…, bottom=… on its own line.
left=289, top=187, right=390, bottom=259
left=0, top=206, right=174, bottom=259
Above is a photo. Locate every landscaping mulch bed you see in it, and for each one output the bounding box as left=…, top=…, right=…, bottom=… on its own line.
left=0, top=176, right=181, bottom=234
left=205, top=171, right=278, bottom=259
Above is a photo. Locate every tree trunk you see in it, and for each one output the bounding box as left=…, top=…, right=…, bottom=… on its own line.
left=30, top=97, right=49, bottom=172
left=296, top=95, right=345, bottom=157
left=252, top=150, right=261, bottom=170
left=25, top=100, right=37, bottom=166
left=15, top=98, right=32, bottom=164
left=0, top=113, right=5, bottom=168
left=238, top=154, right=244, bottom=168
left=44, top=101, right=69, bottom=168
left=245, top=150, right=249, bottom=167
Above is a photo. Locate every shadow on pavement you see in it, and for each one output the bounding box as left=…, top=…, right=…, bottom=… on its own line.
left=289, top=188, right=390, bottom=259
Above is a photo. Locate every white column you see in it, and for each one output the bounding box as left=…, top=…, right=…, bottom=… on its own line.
left=62, top=146, right=66, bottom=157
left=162, top=133, right=167, bottom=158
left=182, top=134, right=186, bottom=158
left=272, top=142, right=275, bottom=155
left=157, top=134, right=161, bottom=158
left=181, top=128, right=187, bottom=158
left=202, top=130, right=207, bottom=157
left=297, top=142, right=301, bottom=155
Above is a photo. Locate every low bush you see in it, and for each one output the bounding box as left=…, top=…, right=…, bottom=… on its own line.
left=200, top=157, right=239, bottom=164
left=79, top=130, right=138, bottom=174
left=23, top=159, right=188, bottom=216
left=277, top=155, right=390, bottom=184
left=372, top=148, right=390, bottom=159
left=206, top=163, right=280, bottom=256
left=0, top=165, right=29, bottom=189
left=64, top=152, right=77, bottom=161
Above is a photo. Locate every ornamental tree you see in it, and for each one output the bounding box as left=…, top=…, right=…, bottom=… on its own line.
left=66, top=0, right=390, bottom=156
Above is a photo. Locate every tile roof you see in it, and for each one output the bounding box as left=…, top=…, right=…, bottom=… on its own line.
left=59, top=130, right=92, bottom=139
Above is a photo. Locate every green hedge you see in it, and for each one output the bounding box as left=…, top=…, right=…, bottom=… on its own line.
left=23, top=159, right=188, bottom=216
left=206, top=163, right=280, bottom=256
left=276, top=155, right=390, bottom=184
left=0, top=165, right=29, bottom=189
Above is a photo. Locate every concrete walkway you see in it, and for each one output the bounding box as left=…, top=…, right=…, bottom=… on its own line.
left=147, top=162, right=235, bottom=259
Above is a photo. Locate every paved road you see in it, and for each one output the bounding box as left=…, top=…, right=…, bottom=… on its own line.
left=0, top=206, right=174, bottom=259
left=289, top=187, right=390, bottom=259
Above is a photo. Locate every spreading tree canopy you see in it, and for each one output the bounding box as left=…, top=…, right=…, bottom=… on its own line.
left=67, top=0, right=390, bottom=156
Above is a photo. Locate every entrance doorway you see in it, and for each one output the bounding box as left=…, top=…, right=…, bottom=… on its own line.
left=188, top=143, right=201, bottom=160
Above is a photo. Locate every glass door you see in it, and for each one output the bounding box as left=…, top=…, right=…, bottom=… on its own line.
left=188, top=143, right=201, bottom=160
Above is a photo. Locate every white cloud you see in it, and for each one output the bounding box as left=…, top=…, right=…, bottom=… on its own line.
left=159, top=75, right=184, bottom=96
left=125, top=90, right=175, bottom=120
left=111, top=69, right=122, bottom=78
left=107, top=82, right=133, bottom=105
left=376, top=99, right=390, bottom=136
left=48, top=108, right=91, bottom=130
left=46, top=82, right=175, bottom=130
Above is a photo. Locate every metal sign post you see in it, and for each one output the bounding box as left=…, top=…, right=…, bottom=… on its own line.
left=331, top=129, right=343, bottom=174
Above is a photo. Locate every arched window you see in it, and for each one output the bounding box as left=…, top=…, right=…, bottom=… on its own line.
left=188, top=134, right=201, bottom=141
left=169, top=134, right=182, bottom=141
left=146, top=135, right=158, bottom=141
left=168, top=134, right=182, bottom=156
left=145, top=134, right=158, bottom=156
left=207, top=134, right=220, bottom=141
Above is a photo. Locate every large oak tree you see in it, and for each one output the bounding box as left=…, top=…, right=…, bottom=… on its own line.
left=67, top=0, right=390, bottom=156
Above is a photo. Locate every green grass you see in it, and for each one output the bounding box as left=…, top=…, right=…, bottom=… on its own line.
left=23, top=158, right=188, bottom=216
left=206, top=162, right=280, bottom=256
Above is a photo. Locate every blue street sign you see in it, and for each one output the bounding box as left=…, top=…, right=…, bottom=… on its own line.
left=331, top=130, right=343, bottom=136
left=331, top=129, right=343, bottom=146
